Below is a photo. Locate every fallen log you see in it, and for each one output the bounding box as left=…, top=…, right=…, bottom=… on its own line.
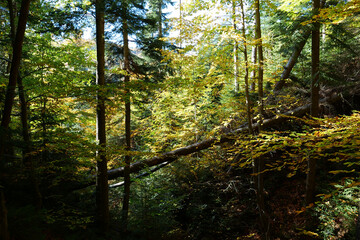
left=69, top=93, right=342, bottom=192
left=109, top=161, right=170, bottom=188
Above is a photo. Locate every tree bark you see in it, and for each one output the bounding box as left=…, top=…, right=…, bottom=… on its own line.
left=0, top=1, right=31, bottom=238
left=306, top=0, right=321, bottom=206
left=255, top=0, right=264, bottom=125
left=240, top=0, right=253, bottom=135
left=310, top=1, right=321, bottom=118
left=0, top=0, right=31, bottom=163
left=6, top=0, right=42, bottom=209
left=232, top=0, right=240, bottom=93
left=122, top=15, right=131, bottom=233
left=158, top=0, right=163, bottom=38
left=250, top=46, right=257, bottom=92
left=254, top=1, right=269, bottom=237
left=95, top=0, right=109, bottom=233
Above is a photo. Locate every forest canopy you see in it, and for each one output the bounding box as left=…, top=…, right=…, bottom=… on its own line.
left=0, top=0, right=360, bottom=239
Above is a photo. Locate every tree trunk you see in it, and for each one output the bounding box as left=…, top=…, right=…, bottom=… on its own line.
left=95, top=0, right=109, bottom=233
left=122, top=15, right=132, bottom=233
left=232, top=0, right=240, bottom=93
left=7, top=0, right=42, bottom=208
left=250, top=46, right=257, bottom=92
left=254, top=1, right=269, bottom=238
left=158, top=0, right=163, bottom=38
left=310, top=0, right=320, bottom=118
left=240, top=0, right=253, bottom=135
left=0, top=1, right=31, bottom=238
left=306, top=0, right=321, bottom=206
left=255, top=0, right=264, bottom=125
left=0, top=0, right=31, bottom=163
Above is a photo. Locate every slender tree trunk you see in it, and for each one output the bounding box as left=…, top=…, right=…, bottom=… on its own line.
left=306, top=0, right=321, bottom=205
left=240, top=0, right=253, bottom=135
left=122, top=16, right=131, bottom=233
left=41, top=97, right=48, bottom=165
left=255, top=0, right=264, bottom=125
left=158, top=0, right=163, bottom=38
left=232, top=1, right=240, bottom=93
left=95, top=0, right=109, bottom=233
left=310, top=0, right=320, bottom=118
left=254, top=1, right=269, bottom=238
left=250, top=46, right=257, bottom=92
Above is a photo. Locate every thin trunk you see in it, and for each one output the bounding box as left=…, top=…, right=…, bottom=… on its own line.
left=122, top=17, right=131, bottom=233
left=255, top=0, right=264, bottom=125
left=310, top=0, right=320, bottom=118
left=254, top=0, right=268, bottom=238
left=95, top=0, right=109, bottom=233
left=240, top=0, right=253, bottom=135
left=158, top=0, right=163, bottom=38
left=41, top=97, right=47, bottom=163
left=306, top=0, right=321, bottom=205
left=179, top=0, right=182, bottom=48
left=232, top=1, right=240, bottom=93
left=250, top=46, right=257, bottom=92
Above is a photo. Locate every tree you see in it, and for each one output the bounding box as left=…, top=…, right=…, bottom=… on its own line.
left=0, top=0, right=31, bottom=238
left=239, top=0, right=253, bottom=135
left=306, top=0, right=321, bottom=206
left=122, top=1, right=131, bottom=232
left=232, top=0, right=240, bottom=92
left=0, top=0, right=31, bottom=163
left=310, top=0, right=321, bottom=117
left=95, top=0, right=109, bottom=232
left=254, top=0, right=269, bottom=238
left=5, top=0, right=43, bottom=209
